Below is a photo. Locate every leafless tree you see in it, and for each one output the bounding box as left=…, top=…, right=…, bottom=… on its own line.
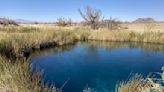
left=78, top=6, right=103, bottom=29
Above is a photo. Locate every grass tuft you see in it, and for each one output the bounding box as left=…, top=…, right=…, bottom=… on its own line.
left=0, top=57, right=61, bottom=92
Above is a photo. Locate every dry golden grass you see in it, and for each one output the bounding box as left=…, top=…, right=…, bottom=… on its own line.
left=116, top=74, right=146, bottom=92
left=88, top=29, right=164, bottom=44
left=0, top=26, right=79, bottom=59
left=0, top=24, right=164, bottom=59
left=122, top=23, right=164, bottom=33
left=116, top=74, right=164, bottom=92
left=0, top=57, right=60, bottom=92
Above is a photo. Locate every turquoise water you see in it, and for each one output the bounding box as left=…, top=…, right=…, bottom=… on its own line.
left=31, top=41, right=164, bottom=92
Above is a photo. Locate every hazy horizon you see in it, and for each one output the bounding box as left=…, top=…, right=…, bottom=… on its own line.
left=0, top=0, right=164, bottom=22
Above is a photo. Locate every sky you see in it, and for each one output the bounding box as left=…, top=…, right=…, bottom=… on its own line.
left=0, top=0, right=163, bottom=22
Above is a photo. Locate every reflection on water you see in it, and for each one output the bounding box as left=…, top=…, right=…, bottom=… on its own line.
left=30, top=41, right=164, bottom=92
left=31, top=41, right=164, bottom=57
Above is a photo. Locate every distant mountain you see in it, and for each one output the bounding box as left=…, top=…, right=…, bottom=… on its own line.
left=14, top=19, right=35, bottom=24
left=0, top=18, right=10, bottom=22
left=0, top=18, right=18, bottom=25
left=14, top=19, right=55, bottom=24
left=0, top=18, right=35, bottom=24
left=133, top=18, right=156, bottom=23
